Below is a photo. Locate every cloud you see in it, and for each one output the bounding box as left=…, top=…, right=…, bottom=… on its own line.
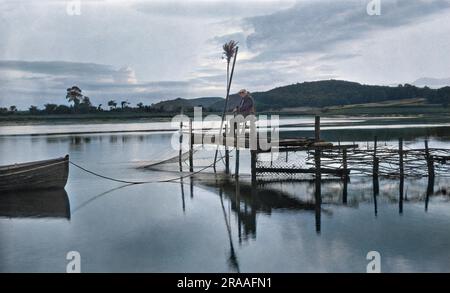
left=235, top=0, right=450, bottom=61
left=413, top=77, right=450, bottom=88
left=133, top=0, right=296, bottom=19
left=0, top=60, right=221, bottom=109
left=113, top=66, right=137, bottom=84
left=1, top=1, right=450, bottom=108
left=0, top=60, right=114, bottom=77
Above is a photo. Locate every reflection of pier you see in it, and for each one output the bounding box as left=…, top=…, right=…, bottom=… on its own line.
left=200, top=177, right=326, bottom=238
left=195, top=174, right=445, bottom=238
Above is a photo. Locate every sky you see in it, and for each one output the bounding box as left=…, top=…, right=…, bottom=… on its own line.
left=1, top=0, right=450, bottom=109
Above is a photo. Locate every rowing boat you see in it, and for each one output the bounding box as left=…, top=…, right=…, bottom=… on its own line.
left=0, top=155, right=69, bottom=192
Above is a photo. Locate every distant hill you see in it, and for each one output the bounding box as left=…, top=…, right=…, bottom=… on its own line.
left=151, top=97, right=223, bottom=112
left=152, top=80, right=450, bottom=112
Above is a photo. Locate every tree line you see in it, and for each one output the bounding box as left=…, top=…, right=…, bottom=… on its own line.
left=0, top=86, right=161, bottom=115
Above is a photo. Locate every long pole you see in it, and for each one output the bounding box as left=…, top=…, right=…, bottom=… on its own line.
left=189, top=118, right=193, bottom=172
left=213, top=47, right=239, bottom=170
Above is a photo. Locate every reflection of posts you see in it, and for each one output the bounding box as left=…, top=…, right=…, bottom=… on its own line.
left=219, top=187, right=240, bottom=272
left=235, top=176, right=242, bottom=243
left=180, top=177, right=185, bottom=213
left=190, top=177, right=194, bottom=199
left=425, top=176, right=434, bottom=212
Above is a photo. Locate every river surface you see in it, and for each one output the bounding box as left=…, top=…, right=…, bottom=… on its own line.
left=1, top=115, right=449, bottom=272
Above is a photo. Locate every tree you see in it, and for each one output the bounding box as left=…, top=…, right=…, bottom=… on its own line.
left=44, top=103, right=58, bottom=114
left=54, top=105, right=71, bottom=114
left=9, top=105, right=17, bottom=113
left=137, top=102, right=144, bottom=109
left=97, top=104, right=103, bottom=111
left=66, top=86, right=83, bottom=109
left=108, top=100, right=117, bottom=110
left=121, top=100, right=130, bottom=109
left=29, top=105, right=39, bottom=114
left=81, top=96, right=92, bottom=106
left=78, top=96, right=93, bottom=113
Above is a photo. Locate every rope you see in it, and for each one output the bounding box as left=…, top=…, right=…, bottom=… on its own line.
left=69, top=150, right=233, bottom=185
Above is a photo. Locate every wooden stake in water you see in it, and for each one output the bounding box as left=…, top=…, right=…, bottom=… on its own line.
left=342, top=148, right=348, bottom=204
left=373, top=136, right=379, bottom=195
left=225, top=124, right=230, bottom=174
left=251, top=150, right=257, bottom=184
left=179, top=121, right=183, bottom=172
left=315, top=116, right=320, bottom=142
left=234, top=121, right=240, bottom=178
left=189, top=119, right=193, bottom=172
left=399, top=138, right=404, bottom=214
left=425, top=139, right=435, bottom=179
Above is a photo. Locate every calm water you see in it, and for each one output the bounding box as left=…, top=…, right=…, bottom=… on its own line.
left=1, top=116, right=450, bottom=272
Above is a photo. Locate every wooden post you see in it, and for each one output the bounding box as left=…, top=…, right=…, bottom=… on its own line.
left=315, top=116, right=320, bottom=142
left=399, top=138, right=404, bottom=214
left=342, top=148, right=348, bottom=204
left=373, top=136, right=379, bottom=195
left=234, top=120, right=240, bottom=178
left=315, top=147, right=321, bottom=234
left=225, top=124, right=230, bottom=174
left=189, top=119, right=193, bottom=172
left=373, top=157, right=379, bottom=195
left=399, top=138, right=404, bottom=180
left=425, top=139, right=434, bottom=211
left=342, top=148, right=348, bottom=177
left=251, top=150, right=257, bottom=184
left=425, top=139, right=435, bottom=179
left=179, top=121, right=183, bottom=172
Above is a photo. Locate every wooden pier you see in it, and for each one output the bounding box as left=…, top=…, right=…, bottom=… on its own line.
left=178, top=115, right=450, bottom=184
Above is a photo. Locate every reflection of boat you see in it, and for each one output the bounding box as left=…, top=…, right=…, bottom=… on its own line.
left=0, top=189, right=70, bottom=219
left=0, top=155, right=69, bottom=191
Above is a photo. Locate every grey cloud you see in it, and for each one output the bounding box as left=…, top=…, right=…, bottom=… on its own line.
left=240, top=0, right=450, bottom=61
left=0, top=60, right=217, bottom=109
left=133, top=0, right=295, bottom=19
left=0, top=60, right=115, bottom=76
left=413, top=77, right=450, bottom=87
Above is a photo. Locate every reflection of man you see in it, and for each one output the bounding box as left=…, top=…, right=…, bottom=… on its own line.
left=233, top=89, right=255, bottom=117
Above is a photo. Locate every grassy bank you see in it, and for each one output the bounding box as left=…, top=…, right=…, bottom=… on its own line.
left=0, top=105, right=449, bottom=125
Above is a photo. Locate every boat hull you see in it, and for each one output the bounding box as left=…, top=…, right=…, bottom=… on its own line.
left=0, top=156, right=69, bottom=192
